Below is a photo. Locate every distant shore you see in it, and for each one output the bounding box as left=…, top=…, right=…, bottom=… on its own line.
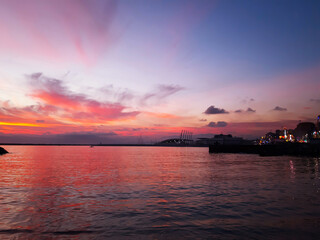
left=0, top=143, right=207, bottom=147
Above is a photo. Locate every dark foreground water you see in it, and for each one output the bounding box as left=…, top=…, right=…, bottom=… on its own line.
left=0, top=146, right=320, bottom=239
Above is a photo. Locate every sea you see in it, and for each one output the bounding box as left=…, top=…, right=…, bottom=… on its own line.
left=0, top=146, right=320, bottom=239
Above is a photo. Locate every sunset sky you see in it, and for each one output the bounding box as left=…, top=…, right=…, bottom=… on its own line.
left=0, top=0, right=319, bottom=143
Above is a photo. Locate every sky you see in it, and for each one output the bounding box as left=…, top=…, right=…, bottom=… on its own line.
left=0, top=0, right=319, bottom=144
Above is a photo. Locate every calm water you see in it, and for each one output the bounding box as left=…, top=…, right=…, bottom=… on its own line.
left=0, top=146, right=320, bottom=239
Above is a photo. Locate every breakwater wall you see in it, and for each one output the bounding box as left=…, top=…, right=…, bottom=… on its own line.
left=209, top=143, right=320, bottom=157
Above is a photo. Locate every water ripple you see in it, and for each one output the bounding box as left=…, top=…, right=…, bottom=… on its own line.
left=0, top=146, right=320, bottom=239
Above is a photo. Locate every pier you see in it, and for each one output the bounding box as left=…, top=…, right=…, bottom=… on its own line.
left=209, top=143, right=320, bottom=157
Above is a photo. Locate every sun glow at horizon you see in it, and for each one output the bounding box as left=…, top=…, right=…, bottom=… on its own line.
left=0, top=122, right=41, bottom=127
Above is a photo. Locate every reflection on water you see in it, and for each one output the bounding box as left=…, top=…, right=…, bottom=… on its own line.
left=0, top=146, right=320, bottom=239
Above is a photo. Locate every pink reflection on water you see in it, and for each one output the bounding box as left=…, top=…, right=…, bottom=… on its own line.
left=0, top=146, right=319, bottom=238
left=0, top=146, right=193, bottom=232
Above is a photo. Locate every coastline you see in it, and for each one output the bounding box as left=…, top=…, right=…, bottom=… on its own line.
left=0, top=143, right=208, bottom=147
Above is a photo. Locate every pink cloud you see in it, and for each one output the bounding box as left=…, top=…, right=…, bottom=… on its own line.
left=0, top=0, right=118, bottom=65
left=28, top=73, right=140, bottom=122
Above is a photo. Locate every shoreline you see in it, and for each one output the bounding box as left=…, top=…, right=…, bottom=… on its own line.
left=0, top=143, right=208, bottom=147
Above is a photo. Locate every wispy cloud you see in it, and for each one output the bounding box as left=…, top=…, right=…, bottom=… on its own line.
left=27, top=73, right=140, bottom=122
left=0, top=0, right=119, bottom=65
left=100, top=85, right=135, bottom=103
left=99, top=83, right=184, bottom=107
left=161, top=1, right=216, bottom=65
left=0, top=73, right=190, bottom=136
left=140, top=84, right=184, bottom=106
